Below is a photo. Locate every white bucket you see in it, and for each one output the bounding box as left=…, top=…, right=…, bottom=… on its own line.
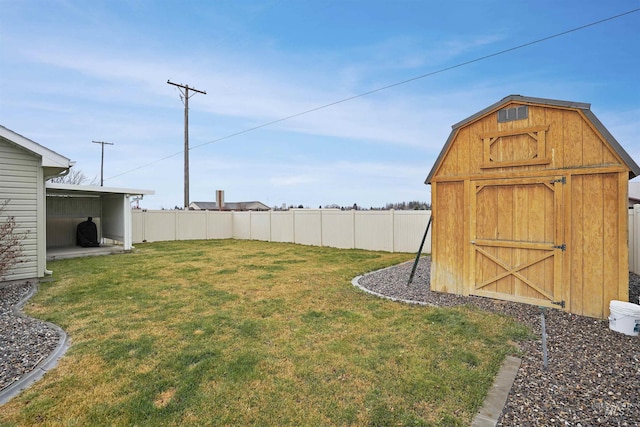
left=608, top=300, right=640, bottom=336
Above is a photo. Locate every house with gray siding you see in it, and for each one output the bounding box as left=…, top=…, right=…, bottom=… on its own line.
left=0, top=125, right=72, bottom=280
left=1, top=125, right=154, bottom=281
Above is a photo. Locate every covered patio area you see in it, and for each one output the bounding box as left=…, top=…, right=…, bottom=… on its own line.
left=46, top=183, right=154, bottom=260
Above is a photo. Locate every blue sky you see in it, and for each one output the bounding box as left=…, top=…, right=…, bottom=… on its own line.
left=1, top=1, right=638, bottom=210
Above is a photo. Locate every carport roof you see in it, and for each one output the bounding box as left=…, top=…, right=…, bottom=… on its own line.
left=46, top=183, right=155, bottom=197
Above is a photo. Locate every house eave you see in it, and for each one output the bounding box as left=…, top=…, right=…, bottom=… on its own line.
left=0, top=125, right=72, bottom=170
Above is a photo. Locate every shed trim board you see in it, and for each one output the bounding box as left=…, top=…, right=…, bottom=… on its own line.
left=426, top=95, right=638, bottom=318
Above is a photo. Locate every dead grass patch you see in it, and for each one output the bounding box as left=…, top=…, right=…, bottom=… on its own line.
left=154, top=388, right=176, bottom=408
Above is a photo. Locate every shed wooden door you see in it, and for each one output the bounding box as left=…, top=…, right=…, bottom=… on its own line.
left=470, top=176, right=564, bottom=308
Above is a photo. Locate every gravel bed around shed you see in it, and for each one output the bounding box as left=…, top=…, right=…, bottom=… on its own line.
left=357, top=257, right=640, bottom=426
left=0, top=280, right=61, bottom=395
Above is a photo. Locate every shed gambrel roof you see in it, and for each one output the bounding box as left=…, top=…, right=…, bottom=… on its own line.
left=425, top=95, right=640, bottom=184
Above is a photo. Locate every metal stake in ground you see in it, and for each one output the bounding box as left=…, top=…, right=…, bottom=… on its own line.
left=540, top=307, right=548, bottom=369
left=407, top=214, right=432, bottom=285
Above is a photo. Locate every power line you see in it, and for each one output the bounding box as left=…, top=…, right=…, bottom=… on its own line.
left=106, top=8, right=639, bottom=181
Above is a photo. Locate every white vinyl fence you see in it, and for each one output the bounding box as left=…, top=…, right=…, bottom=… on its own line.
left=133, top=207, right=640, bottom=266
left=132, top=209, right=432, bottom=253
left=630, top=205, right=640, bottom=275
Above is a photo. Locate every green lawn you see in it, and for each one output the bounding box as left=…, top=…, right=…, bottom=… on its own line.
left=1, top=240, right=529, bottom=426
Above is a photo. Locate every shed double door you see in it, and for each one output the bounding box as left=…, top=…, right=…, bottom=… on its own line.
left=470, top=176, right=564, bottom=308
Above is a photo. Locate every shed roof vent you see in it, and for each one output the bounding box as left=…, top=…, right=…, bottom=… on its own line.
left=498, top=105, right=528, bottom=123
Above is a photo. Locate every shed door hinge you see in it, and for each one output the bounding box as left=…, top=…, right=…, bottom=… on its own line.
left=552, top=300, right=566, bottom=308
left=552, top=243, right=566, bottom=251
left=550, top=177, right=566, bottom=184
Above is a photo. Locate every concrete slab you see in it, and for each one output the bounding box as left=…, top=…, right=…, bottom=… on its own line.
left=47, top=244, right=126, bottom=261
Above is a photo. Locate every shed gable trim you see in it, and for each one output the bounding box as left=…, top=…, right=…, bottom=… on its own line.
left=425, top=95, right=640, bottom=183
left=581, top=109, right=640, bottom=179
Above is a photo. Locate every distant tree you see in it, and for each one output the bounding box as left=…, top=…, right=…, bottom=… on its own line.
left=0, top=200, right=26, bottom=280
left=384, top=201, right=431, bottom=210
left=48, top=168, right=97, bottom=185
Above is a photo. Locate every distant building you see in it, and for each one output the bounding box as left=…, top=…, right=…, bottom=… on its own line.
left=629, top=181, right=640, bottom=208
left=188, top=201, right=270, bottom=211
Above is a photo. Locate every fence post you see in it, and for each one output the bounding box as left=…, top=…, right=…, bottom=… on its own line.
left=391, top=209, right=395, bottom=253
left=205, top=210, right=210, bottom=240
left=174, top=210, right=179, bottom=241
left=352, top=209, right=356, bottom=249
left=630, top=205, right=640, bottom=274
left=292, top=209, right=297, bottom=244
left=320, top=209, right=323, bottom=247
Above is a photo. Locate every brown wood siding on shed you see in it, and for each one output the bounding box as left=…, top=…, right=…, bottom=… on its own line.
left=428, top=97, right=634, bottom=318
left=568, top=173, right=628, bottom=318
left=431, top=180, right=465, bottom=294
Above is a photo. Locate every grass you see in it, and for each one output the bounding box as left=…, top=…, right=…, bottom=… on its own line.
left=0, top=240, right=529, bottom=426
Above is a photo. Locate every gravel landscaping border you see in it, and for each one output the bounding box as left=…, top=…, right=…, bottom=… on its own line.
left=356, top=257, right=640, bottom=426
left=0, top=280, right=70, bottom=405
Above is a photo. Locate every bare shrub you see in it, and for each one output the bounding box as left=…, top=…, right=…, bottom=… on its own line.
left=0, top=200, right=26, bottom=279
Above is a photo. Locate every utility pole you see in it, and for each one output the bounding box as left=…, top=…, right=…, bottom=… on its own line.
left=92, top=140, right=114, bottom=186
left=167, top=80, right=207, bottom=208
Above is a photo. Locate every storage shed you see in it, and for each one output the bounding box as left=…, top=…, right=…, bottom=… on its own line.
left=425, top=95, right=640, bottom=319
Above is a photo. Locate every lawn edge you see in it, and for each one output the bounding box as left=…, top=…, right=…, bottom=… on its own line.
left=352, top=265, right=522, bottom=427
left=0, top=280, right=71, bottom=406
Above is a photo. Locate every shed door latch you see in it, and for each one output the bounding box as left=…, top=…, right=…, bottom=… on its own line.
left=552, top=300, right=566, bottom=308
left=552, top=243, right=566, bottom=251
left=550, top=177, right=566, bottom=184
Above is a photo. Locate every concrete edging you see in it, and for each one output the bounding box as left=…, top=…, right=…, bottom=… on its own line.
left=0, top=281, right=71, bottom=406
left=470, top=355, right=521, bottom=427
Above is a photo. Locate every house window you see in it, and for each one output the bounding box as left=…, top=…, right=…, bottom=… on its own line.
left=497, top=105, right=528, bottom=123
